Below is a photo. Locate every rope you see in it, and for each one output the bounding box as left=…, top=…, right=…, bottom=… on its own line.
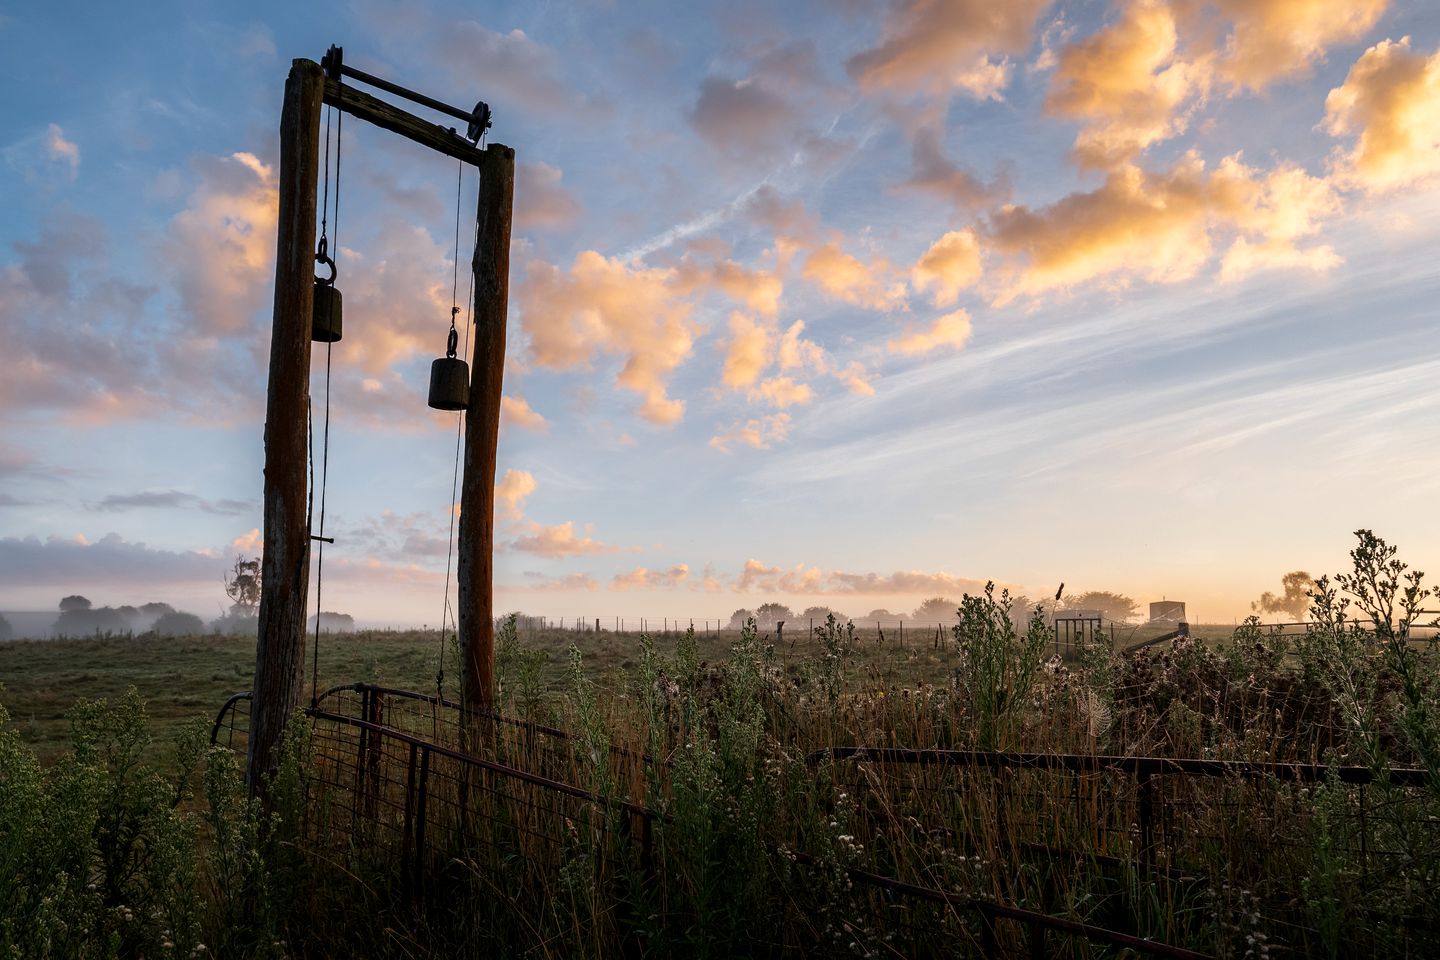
left=311, top=104, right=341, bottom=708
left=437, top=158, right=475, bottom=708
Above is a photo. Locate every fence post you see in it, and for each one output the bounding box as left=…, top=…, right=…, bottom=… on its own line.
left=414, top=745, right=431, bottom=892
left=1137, top=769, right=1155, bottom=876
left=401, top=740, right=418, bottom=882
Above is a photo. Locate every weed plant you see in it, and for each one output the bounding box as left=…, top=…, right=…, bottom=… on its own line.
left=4, top=530, right=1440, bottom=956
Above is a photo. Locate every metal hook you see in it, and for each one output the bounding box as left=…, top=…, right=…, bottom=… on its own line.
left=446, top=325, right=459, bottom=359
left=315, top=251, right=336, bottom=285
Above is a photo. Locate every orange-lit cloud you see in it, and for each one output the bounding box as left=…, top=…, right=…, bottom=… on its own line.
left=519, top=251, right=697, bottom=425
left=674, top=258, right=784, bottom=317
left=501, top=395, right=549, bottom=432
left=1045, top=0, right=1205, bottom=167
left=230, top=528, right=263, bottom=555
left=802, top=241, right=907, bottom=310
left=847, top=0, right=1050, bottom=99
left=611, top=563, right=690, bottom=590
left=1324, top=36, right=1440, bottom=194
left=911, top=229, right=982, bottom=306
left=166, top=152, right=277, bottom=338
left=495, top=469, right=536, bottom=522
left=888, top=309, right=974, bottom=355
left=709, top=413, right=791, bottom=452
left=720, top=312, right=773, bottom=389
left=508, top=520, right=626, bottom=558
left=983, top=152, right=1341, bottom=303
left=1215, top=0, right=1389, bottom=91
left=749, top=376, right=814, bottom=408
left=333, top=221, right=453, bottom=375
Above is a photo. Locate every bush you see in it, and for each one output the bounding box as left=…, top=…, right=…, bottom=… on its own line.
left=152, top=611, right=207, bottom=637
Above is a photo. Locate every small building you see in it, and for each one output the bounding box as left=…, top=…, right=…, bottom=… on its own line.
left=1149, top=600, right=1187, bottom=623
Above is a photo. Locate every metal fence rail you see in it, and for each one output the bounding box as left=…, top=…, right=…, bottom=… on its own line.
left=208, top=688, right=1224, bottom=957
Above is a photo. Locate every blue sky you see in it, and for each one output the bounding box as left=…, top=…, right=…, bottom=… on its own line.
left=2, top=0, right=1438, bottom=628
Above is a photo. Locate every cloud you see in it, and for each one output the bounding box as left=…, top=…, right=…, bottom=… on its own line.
left=515, top=161, right=582, bottom=231
left=433, top=22, right=605, bottom=117
left=1215, top=0, right=1389, bottom=91
left=887, top=309, right=974, bottom=355
left=1044, top=0, right=1205, bottom=167
left=893, top=125, right=1005, bottom=213
left=709, top=413, right=792, bottom=452
left=911, top=229, right=981, bottom=306
left=516, top=572, right=600, bottom=592
left=611, top=563, right=690, bottom=590
left=519, top=251, right=697, bottom=425
left=983, top=153, right=1341, bottom=303
left=733, top=558, right=995, bottom=597
left=690, top=76, right=801, bottom=159
left=833, top=361, right=876, bottom=396
left=674, top=258, right=783, bottom=317
left=823, top=569, right=994, bottom=596
left=508, top=521, right=625, bottom=558
left=501, top=395, right=549, bottom=432
left=749, top=376, right=814, bottom=408
left=165, top=152, right=278, bottom=338
left=801, top=241, right=906, bottom=310
left=720, top=312, right=773, bottom=389
left=231, top=529, right=263, bottom=554
left=0, top=215, right=162, bottom=420
left=91, top=490, right=254, bottom=516
left=846, top=0, right=1050, bottom=99
left=0, top=533, right=224, bottom=590
left=1324, top=36, right=1440, bottom=194
left=495, top=469, right=536, bottom=522
left=45, top=124, right=79, bottom=177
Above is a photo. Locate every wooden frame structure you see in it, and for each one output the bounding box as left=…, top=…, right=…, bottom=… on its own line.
left=248, top=54, right=513, bottom=790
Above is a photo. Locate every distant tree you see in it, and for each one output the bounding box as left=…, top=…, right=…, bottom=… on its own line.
left=152, top=611, right=206, bottom=637
left=59, top=595, right=92, bottom=612
left=53, top=604, right=129, bottom=637
left=225, top=555, right=262, bottom=618
left=800, top=605, right=847, bottom=624
left=726, top=608, right=755, bottom=631
left=912, top=597, right=958, bottom=624
left=1062, top=591, right=1139, bottom=623
left=0, top=613, right=12, bottom=641
left=1004, top=594, right=1040, bottom=631
left=865, top=608, right=906, bottom=621
left=309, top=611, right=356, bottom=633
left=140, top=601, right=175, bottom=618
left=1252, top=571, right=1314, bottom=622
left=753, top=602, right=794, bottom=630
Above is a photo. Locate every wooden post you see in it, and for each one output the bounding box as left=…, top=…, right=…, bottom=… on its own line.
left=249, top=59, right=323, bottom=793
left=457, top=143, right=515, bottom=738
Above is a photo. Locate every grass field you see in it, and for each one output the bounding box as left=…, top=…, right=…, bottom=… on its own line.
left=0, top=619, right=1238, bottom=765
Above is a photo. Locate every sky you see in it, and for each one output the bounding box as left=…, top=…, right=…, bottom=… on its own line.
left=2, top=0, right=1439, bottom=631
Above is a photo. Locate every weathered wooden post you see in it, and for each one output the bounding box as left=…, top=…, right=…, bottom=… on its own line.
left=249, top=58, right=323, bottom=793
left=457, top=142, right=515, bottom=741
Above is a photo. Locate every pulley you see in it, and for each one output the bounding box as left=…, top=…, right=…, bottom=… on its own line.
left=428, top=319, right=469, bottom=410
left=312, top=239, right=343, bottom=342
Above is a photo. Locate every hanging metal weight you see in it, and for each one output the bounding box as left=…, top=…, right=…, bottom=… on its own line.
left=312, top=243, right=343, bottom=342
left=428, top=324, right=469, bottom=410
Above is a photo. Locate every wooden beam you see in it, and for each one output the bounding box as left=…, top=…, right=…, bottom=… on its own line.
left=457, top=142, right=516, bottom=734
left=249, top=58, right=323, bottom=794
left=323, top=77, right=486, bottom=167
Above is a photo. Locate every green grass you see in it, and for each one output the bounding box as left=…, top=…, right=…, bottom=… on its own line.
left=0, top=621, right=1247, bottom=766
